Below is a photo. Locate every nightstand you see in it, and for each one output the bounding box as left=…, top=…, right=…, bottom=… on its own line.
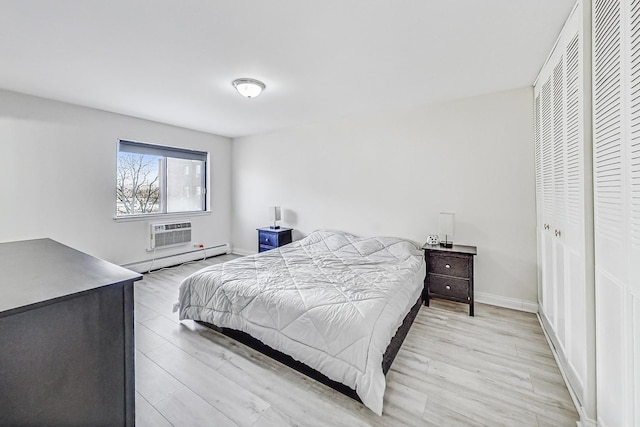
left=422, top=243, right=477, bottom=316
left=257, top=227, right=293, bottom=252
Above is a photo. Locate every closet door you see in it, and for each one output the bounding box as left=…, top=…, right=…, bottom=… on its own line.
left=632, top=1, right=640, bottom=421
left=593, top=0, right=640, bottom=425
left=534, top=0, right=595, bottom=420
left=537, top=76, right=557, bottom=329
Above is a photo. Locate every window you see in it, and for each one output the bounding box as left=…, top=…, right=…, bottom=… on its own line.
left=116, top=140, right=207, bottom=217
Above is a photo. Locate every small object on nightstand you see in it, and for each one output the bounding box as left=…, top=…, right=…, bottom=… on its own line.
left=422, top=243, right=477, bottom=316
left=257, top=227, right=292, bottom=252
left=426, top=234, right=439, bottom=245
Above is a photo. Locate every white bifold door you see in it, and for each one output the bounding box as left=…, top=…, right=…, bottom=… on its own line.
left=533, top=0, right=596, bottom=421
left=592, top=0, right=640, bottom=425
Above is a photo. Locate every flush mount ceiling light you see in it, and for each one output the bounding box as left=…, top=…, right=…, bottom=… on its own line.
left=232, top=78, right=265, bottom=98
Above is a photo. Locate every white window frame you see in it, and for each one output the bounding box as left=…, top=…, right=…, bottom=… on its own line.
left=115, top=140, right=208, bottom=219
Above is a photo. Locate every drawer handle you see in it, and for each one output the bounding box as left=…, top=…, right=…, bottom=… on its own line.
left=445, top=264, right=451, bottom=269
left=445, top=285, right=451, bottom=290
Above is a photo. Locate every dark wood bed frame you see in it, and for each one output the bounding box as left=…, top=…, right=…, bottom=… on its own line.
left=199, top=296, right=423, bottom=402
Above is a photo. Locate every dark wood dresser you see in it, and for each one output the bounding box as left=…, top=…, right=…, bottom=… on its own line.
left=0, top=238, right=142, bottom=426
left=257, top=227, right=293, bottom=252
left=423, top=243, right=477, bottom=316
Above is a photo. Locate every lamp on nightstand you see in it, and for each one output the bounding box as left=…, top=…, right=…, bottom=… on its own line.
left=438, top=212, right=454, bottom=248
left=269, top=206, right=281, bottom=229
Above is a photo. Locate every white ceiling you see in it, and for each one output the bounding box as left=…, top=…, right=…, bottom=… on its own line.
left=0, top=0, right=575, bottom=138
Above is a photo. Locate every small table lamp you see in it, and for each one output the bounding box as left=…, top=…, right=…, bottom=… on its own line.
left=269, top=206, right=281, bottom=229
left=438, top=212, right=454, bottom=248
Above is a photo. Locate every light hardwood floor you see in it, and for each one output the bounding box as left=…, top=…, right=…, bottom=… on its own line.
left=134, top=254, right=579, bottom=426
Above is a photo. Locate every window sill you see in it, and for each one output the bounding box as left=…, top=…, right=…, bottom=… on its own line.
left=113, top=210, right=212, bottom=223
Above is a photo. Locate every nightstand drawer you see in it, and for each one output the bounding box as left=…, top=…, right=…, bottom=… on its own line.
left=259, top=244, right=277, bottom=252
left=259, top=232, right=279, bottom=246
left=427, top=254, right=469, bottom=278
left=428, top=275, right=469, bottom=301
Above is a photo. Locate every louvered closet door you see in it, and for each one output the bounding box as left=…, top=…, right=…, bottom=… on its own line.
left=563, top=31, right=589, bottom=389
left=534, top=0, right=592, bottom=417
left=537, top=76, right=557, bottom=328
left=553, top=58, right=569, bottom=346
left=593, top=0, right=640, bottom=425
left=631, top=2, right=640, bottom=420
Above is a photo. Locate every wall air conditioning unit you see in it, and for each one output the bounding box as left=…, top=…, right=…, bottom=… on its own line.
left=149, top=221, right=192, bottom=250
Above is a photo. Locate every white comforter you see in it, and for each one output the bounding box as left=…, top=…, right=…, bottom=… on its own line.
left=177, top=230, right=425, bottom=415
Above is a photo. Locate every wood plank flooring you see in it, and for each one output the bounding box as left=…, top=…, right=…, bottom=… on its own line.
left=134, top=254, right=579, bottom=426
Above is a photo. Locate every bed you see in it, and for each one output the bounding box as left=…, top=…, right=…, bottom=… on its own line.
left=176, top=229, right=426, bottom=415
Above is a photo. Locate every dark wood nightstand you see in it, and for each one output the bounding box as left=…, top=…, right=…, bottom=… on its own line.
left=257, top=227, right=293, bottom=252
left=423, top=243, right=477, bottom=316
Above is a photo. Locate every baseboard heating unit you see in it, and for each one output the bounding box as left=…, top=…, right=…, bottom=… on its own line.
left=123, top=243, right=230, bottom=273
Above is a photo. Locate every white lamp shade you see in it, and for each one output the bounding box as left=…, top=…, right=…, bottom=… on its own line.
left=268, top=206, right=281, bottom=222
left=438, top=212, right=455, bottom=240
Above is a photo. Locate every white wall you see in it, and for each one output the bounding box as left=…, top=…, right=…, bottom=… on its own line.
left=0, top=89, right=232, bottom=266
left=0, top=87, right=537, bottom=305
left=232, top=87, right=538, bottom=306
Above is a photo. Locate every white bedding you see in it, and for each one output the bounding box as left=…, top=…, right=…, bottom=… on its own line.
left=177, top=230, right=425, bottom=415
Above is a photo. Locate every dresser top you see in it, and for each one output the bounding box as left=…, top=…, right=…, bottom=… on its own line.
left=0, top=238, right=142, bottom=316
left=422, top=243, right=477, bottom=256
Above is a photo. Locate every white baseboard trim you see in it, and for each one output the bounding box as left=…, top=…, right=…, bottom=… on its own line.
left=231, top=248, right=254, bottom=256
left=538, top=312, right=597, bottom=427
left=576, top=411, right=597, bottom=427
left=538, top=311, right=597, bottom=427
left=475, top=292, right=539, bottom=313
left=122, top=243, right=230, bottom=273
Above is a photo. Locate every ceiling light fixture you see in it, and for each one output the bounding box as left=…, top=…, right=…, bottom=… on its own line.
left=232, top=78, right=265, bottom=98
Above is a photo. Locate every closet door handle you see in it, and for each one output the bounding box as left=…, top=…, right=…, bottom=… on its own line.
left=555, top=229, right=561, bottom=237
left=544, top=224, right=550, bottom=230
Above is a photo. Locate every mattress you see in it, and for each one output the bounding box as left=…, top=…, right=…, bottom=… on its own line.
left=177, top=229, right=425, bottom=415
